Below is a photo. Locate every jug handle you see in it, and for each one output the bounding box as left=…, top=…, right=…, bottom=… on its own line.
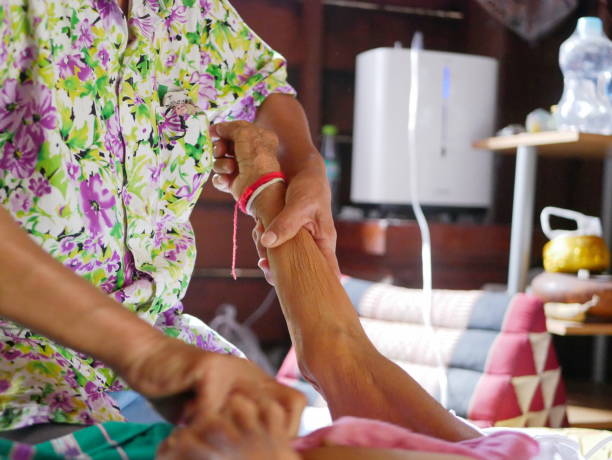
left=541, top=206, right=588, bottom=240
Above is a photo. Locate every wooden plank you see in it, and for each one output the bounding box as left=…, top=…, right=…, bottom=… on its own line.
left=474, top=132, right=612, bottom=158
left=301, top=0, right=323, bottom=134
left=566, top=381, right=612, bottom=429
left=547, top=318, right=612, bottom=336
left=336, top=219, right=510, bottom=289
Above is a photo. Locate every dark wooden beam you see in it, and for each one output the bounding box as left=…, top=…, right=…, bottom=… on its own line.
left=300, top=0, right=323, bottom=138
left=600, top=0, right=612, bottom=35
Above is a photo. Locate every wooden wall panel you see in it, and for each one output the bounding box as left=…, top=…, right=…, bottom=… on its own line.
left=336, top=220, right=511, bottom=289
left=183, top=278, right=289, bottom=344
left=230, top=0, right=303, bottom=65
left=322, top=6, right=464, bottom=73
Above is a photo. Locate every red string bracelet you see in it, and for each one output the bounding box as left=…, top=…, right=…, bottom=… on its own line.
left=232, top=172, right=287, bottom=280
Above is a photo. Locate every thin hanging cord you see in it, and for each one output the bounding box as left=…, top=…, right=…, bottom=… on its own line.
left=232, top=202, right=239, bottom=280
left=407, top=31, right=448, bottom=408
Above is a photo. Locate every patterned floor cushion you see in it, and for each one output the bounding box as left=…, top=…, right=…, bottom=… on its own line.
left=277, top=277, right=568, bottom=428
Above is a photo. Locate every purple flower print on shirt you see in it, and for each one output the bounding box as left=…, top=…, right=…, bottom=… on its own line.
left=76, top=19, right=94, bottom=49
left=79, top=174, right=116, bottom=236
left=101, top=275, right=117, bottom=293
left=16, top=45, right=36, bottom=71
left=176, top=174, right=205, bottom=201
left=158, top=110, right=183, bottom=141
left=28, top=176, right=51, bottom=197
left=129, top=16, right=154, bottom=41
left=104, top=111, right=124, bottom=162
left=238, top=66, right=257, bottom=84
left=147, top=0, right=161, bottom=12
left=1, top=133, right=38, bottom=178
left=80, top=412, right=95, bottom=425
left=65, top=258, right=83, bottom=272
left=197, top=332, right=226, bottom=354
left=48, top=391, right=74, bottom=413
left=82, top=237, right=101, bottom=252
left=253, top=81, right=269, bottom=97
left=200, top=50, right=211, bottom=67
left=2, top=348, right=21, bottom=361
left=149, top=162, right=166, bottom=184
left=58, top=54, right=93, bottom=81
left=121, top=187, right=132, bottom=206
left=164, top=6, right=187, bottom=31
left=200, top=0, right=212, bottom=14
left=0, top=79, right=26, bottom=132
left=0, top=380, right=9, bottom=392
left=190, top=71, right=217, bottom=110
left=66, top=162, right=80, bottom=180
left=19, top=81, right=57, bottom=149
left=98, top=48, right=110, bottom=68
left=60, top=239, right=76, bottom=254
left=93, top=0, right=124, bottom=28
left=106, top=252, right=121, bottom=274
left=161, top=308, right=178, bottom=327
left=9, top=189, right=32, bottom=213
left=231, top=95, right=256, bottom=122
left=0, top=42, right=7, bottom=68
left=165, top=53, right=177, bottom=67
left=64, top=370, right=78, bottom=389
left=84, top=381, right=104, bottom=402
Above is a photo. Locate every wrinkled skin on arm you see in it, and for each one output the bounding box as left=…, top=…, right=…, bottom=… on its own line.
left=156, top=121, right=479, bottom=459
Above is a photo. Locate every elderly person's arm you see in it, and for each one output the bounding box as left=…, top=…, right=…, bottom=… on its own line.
left=157, top=121, right=481, bottom=459
left=0, top=204, right=305, bottom=432
left=212, top=120, right=479, bottom=443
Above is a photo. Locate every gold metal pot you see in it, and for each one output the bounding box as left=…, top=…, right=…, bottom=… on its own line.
left=543, top=235, right=610, bottom=273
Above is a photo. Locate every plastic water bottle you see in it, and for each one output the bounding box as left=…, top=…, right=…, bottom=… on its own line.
left=556, top=17, right=612, bottom=134
left=321, top=124, right=340, bottom=215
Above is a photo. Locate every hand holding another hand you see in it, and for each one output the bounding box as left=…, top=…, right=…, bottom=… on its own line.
left=210, top=121, right=339, bottom=285
left=117, top=335, right=305, bottom=438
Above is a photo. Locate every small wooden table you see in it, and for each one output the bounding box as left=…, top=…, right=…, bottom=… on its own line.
left=475, top=132, right=612, bottom=383
left=474, top=132, right=612, bottom=294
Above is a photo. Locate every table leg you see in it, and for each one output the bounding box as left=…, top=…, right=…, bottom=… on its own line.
left=507, top=145, right=537, bottom=295
left=593, top=335, right=607, bottom=383
left=602, top=154, right=612, bottom=248
left=593, top=154, right=612, bottom=383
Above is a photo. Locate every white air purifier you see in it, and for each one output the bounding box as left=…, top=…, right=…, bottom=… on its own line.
left=350, top=47, right=498, bottom=209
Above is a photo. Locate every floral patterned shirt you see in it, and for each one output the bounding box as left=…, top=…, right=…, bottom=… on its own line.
left=0, top=0, right=294, bottom=429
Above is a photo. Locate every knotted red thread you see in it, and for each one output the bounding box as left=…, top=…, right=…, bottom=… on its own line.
left=232, top=172, right=287, bottom=280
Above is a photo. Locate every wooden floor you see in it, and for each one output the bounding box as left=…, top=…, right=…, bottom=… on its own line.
left=567, top=381, right=612, bottom=429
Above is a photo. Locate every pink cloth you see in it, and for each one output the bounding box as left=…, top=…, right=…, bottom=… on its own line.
left=292, top=417, right=540, bottom=459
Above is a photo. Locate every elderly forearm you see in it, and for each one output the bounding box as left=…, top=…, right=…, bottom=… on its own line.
left=0, top=206, right=164, bottom=374
left=251, top=187, right=480, bottom=441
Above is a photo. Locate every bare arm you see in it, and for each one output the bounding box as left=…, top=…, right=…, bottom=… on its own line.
left=215, top=120, right=480, bottom=442
left=0, top=205, right=161, bottom=375
left=0, top=204, right=305, bottom=430
left=253, top=94, right=320, bottom=179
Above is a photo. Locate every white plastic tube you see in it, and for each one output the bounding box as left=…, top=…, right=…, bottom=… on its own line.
left=407, top=31, right=448, bottom=408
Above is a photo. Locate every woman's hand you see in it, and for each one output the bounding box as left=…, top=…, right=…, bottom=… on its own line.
left=157, top=394, right=300, bottom=460
left=118, top=335, right=305, bottom=436
left=211, top=121, right=340, bottom=285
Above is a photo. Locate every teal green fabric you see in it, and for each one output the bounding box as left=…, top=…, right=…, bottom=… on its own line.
left=0, top=422, right=173, bottom=459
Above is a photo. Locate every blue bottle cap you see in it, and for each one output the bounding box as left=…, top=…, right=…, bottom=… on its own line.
left=576, top=17, right=603, bottom=37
